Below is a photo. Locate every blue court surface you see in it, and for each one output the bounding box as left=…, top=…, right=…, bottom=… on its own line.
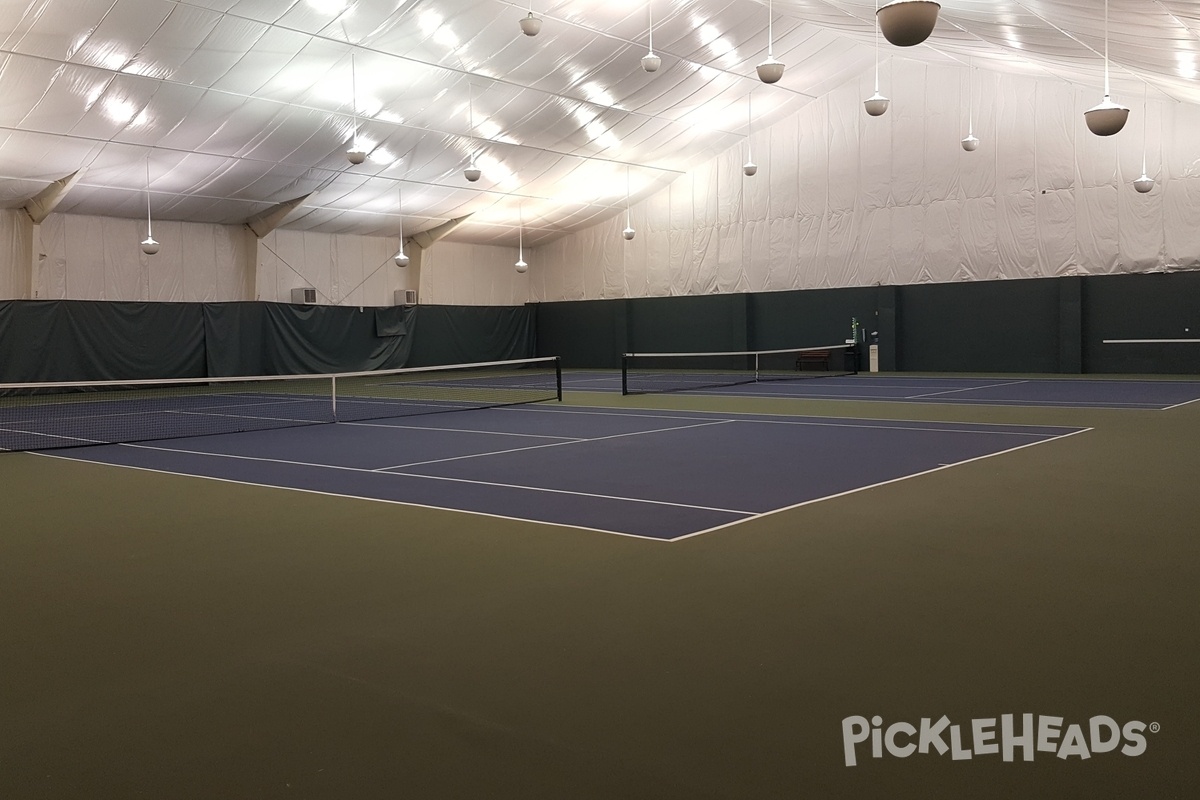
left=563, top=371, right=1200, bottom=409
left=45, top=405, right=1086, bottom=541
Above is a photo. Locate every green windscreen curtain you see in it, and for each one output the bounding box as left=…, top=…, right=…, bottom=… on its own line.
left=202, top=303, right=416, bottom=376
left=406, top=305, right=535, bottom=367
left=0, top=300, right=206, bottom=383
left=0, top=301, right=534, bottom=383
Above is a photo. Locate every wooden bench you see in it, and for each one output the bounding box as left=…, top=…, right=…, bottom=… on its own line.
left=794, top=350, right=832, bottom=371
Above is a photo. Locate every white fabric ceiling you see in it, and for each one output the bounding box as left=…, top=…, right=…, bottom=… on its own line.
left=1, top=0, right=1197, bottom=246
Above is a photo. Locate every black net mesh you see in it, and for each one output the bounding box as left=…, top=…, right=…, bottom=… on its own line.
left=622, top=345, right=857, bottom=395
left=0, top=357, right=561, bottom=452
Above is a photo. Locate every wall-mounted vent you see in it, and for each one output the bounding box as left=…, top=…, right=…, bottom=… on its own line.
left=290, top=287, right=317, bottom=304
left=395, top=289, right=418, bottom=307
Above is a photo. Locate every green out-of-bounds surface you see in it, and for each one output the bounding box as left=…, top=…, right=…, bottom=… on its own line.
left=2, top=380, right=1197, bottom=799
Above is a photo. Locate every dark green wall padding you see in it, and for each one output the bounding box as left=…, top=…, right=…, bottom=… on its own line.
left=2, top=270, right=1195, bottom=383
left=407, top=305, right=535, bottom=367
left=0, top=301, right=535, bottom=383
left=0, top=300, right=207, bottom=382
left=535, top=271, right=1200, bottom=374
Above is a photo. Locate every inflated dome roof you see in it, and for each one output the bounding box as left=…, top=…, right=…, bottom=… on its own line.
left=1, top=0, right=1196, bottom=245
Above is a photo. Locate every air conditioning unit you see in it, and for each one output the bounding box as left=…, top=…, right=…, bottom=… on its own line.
left=291, top=287, right=317, bottom=304
left=395, top=289, right=418, bottom=307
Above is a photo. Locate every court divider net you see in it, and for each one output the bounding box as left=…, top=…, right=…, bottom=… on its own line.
left=0, top=356, right=562, bottom=452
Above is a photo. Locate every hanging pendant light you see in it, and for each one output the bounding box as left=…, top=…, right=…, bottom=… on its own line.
left=515, top=205, right=529, bottom=272
left=1084, top=0, right=1129, bottom=137
left=623, top=166, right=636, bottom=240
left=864, top=2, right=890, bottom=117
left=140, top=155, right=160, bottom=255
left=743, top=93, right=758, bottom=176
left=464, top=84, right=482, bottom=182
left=877, top=0, right=940, bottom=48
left=519, top=0, right=542, bottom=36
left=642, top=1, right=661, bottom=73
left=393, top=184, right=410, bottom=267
left=756, top=0, right=785, bottom=84
left=961, top=58, right=979, bottom=151
left=1134, top=83, right=1155, bottom=193
left=346, top=53, right=367, bottom=165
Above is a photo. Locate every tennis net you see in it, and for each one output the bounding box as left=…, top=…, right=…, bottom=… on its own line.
left=621, top=344, right=857, bottom=395
left=0, top=356, right=561, bottom=452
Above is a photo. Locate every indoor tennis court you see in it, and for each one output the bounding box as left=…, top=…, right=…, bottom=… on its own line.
left=4, top=1, right=1200, bottom=798
left=34, top=402, right=1085, bottom=540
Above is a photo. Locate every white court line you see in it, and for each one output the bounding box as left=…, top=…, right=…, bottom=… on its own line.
left=669, top=427, right=1096, bottom=542
left=102, top=436, right=755, bottom=516
left=34, top=417, right=1094, bottom=544
left=0, top=426, right=106, bottom=446
left=706, top=417, right=1052, bottom=437
left=633, top=386, right=1168, bottom=409
left=1163, top=397, right=1200, bottom=411
left=905, top=379, right=1030, bottom=399
left=375, top=419, right=736, bottom=470
left=32, top=451, right=675, bottom=543
left=343, top=420, right=585, bottom=441
left=498, top=402, right=1081, bottom=432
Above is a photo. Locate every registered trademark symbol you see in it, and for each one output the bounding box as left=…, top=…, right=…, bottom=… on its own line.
left=1149, top=722, right=1161, bottom=734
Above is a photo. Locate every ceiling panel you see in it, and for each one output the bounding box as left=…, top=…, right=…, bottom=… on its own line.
left=0, top=0, right=1196, bottom=244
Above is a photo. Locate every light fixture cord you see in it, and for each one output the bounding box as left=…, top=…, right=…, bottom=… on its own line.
left=1103, top=0, right=1110, bottom=98
left=767, top=0, right=774, bottom=58
left=145, top=155, right=153, bottom=236
left=1142, top=82, right=1148, bottom=174
left=874, top=0, right=879, bottom=92
left=747, top=93, right=753, bottom=162
left=968, top=58, right=974, bottom=135
left=626, top=166, right=631, bottom=226
left=648, top=2, right=654, bottom=53
left=398, top=183, right=404, bottom=248
left=519, top=204, right=524, bottom=259
left=468, top=84, right=476, bottom=167
left=351, top=53, right=359, bottom=147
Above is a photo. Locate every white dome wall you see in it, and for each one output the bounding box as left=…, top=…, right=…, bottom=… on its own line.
left=31, top=213, right=253, bottom=302
left=256, top=228, right=409, bottom=307
left=529, top=60, right=1200, bottom=302
left=418, top=240, right=531, bottom=306
left=0, top=210, right=32, bottom=300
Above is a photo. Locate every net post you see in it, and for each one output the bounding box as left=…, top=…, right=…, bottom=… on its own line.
left=754, top=352, right=760, bottom=383
left=621, top=354, right=629, bottom=396
left=331, top=375, right=337, bottom=420
left=555, top=357, right=562, bottom=402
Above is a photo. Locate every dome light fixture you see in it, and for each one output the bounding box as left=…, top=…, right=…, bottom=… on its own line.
left=623, top=165, right=636, bottom=240
left=961, top=58, right=979, bottom=151
left=864, top=1, right=890, bottom=117
left=464, top=83, right=482, bottom=182
left=515, top=205, right=528, bottom=273
left=1084, top=0, right=1129, bottom=137
left=519, top=0, right=541, bottom=36
left=756, top=0, right=785, bottom=84
left=140, top=155, right=159, bottom=255
left=393, top=183, right=409, bottom=267
left=641, top=2, right=661, bottom=73
left=346, top=53, right=367, bottom=165
left=1134, top=84, right=1155, bottom=193
left=877, top=0, right=940, bottom=48
left=743, top=93, right=758, bottom=176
